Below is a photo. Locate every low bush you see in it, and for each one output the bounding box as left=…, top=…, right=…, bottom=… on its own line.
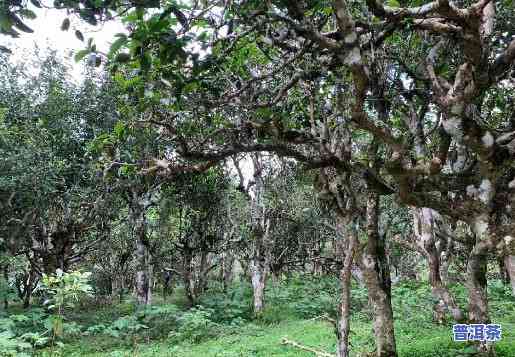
left=169, top=306, right=222, bottom=343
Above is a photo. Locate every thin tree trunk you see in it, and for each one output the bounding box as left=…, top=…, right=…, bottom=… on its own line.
left=22, top=271, right=36, bottom=309
left=3, top=266, right=8, bottom=310
left=134, top=237, right=152, bottom=305
left=222, top=251, right=235, bottom=291
left=249, top=209, right=270, bottom=315
left=198, top=249, right=209, bottom=295
left=360, top=192, right=397, bottom=357
left=467, top=245, right=489, bottom=324
left=250, top=256, right=268, bottom=315
left=497, top=258, right=508, bottom=284
left=505, top=255, right=515, bottom=297
left=111, top=275, right=124, bottom=303
left=183, top=248, right=197, bottom=306
left=413, top=208, right=464, bottom=323
left=440, top=235, right=453, bottom=286
left=467, top=214, right=495, bottom=356
left=130, top=197, right=152, bottom=306
left=336, top=215, right=358, bottom=357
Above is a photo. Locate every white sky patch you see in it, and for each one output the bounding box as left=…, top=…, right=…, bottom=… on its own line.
left=0, top=3, right=126, bottom=80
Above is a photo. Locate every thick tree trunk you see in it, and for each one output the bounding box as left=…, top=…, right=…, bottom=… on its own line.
left=360, top=193, right=397, bottom=357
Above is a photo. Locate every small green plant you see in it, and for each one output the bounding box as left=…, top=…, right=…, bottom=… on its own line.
left=169, top=306, right=221, bottom=343
left=41, top=269, right=93, bottom=347
left=108, top=315, right=149, bottom=337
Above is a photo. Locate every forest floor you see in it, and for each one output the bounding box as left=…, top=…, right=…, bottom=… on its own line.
left=33, top=277, right=515, bottom=357
left=60, top=314, right=515, bottom=357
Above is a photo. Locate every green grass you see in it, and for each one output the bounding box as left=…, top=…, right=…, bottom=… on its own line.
left=51, top=307, right=515, bottom=357
left=16, top=279, right=515, bottom=356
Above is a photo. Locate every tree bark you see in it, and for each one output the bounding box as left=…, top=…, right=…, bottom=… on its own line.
left=250, top=257, right=267, bottom=315
left=250, top=224, right=270, bottom=316
left=182, top=248, right=197, bottom=306
left=336, top=215, right=358, bottom=357
left=130, top=194, right=152, bottom=306
left=3, top=266, right=8, bottom=310
left=111, top=274, right=124, bottom=303
left=412, top=208, right=464, bottom=323
left=505, top=255, right=515, bottom=297
left=221, top=250, right=235, bottom=291
left=134, top=237, right=152, bottom=305
left=22, top=269, right=37, bottom=309
left=360, top=192, right=397, bottom=357
left=467, top=214, right=496, bottom=356
left=198, top=249, right=210, bottom=294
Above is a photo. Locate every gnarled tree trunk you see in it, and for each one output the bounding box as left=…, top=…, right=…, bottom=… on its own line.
left=412, top=207, right=464, bottom=323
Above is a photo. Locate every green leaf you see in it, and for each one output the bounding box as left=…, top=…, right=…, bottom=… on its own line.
left=74, top=49, right=90, bottom=62
left=75, top=30, right=84, bottom=42
left=115, top=52, right=131, bottom=63
left=9, top=13, right=33, bottom=33
left=19, top=9, right=37, bottom=20
left=140, top=52, right=152, bottom=71
left=114, top=121, right=126, bottom=139
left=109, top=36, right=128, bottom=58
left=30, top=0, right=42, bottom=8
left=61, top=18, right=70, bottom=31
left=0, top=45, right=12, bottom=54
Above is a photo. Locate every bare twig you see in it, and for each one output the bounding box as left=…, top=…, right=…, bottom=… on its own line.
left=281, top=337, right=335, bottom=357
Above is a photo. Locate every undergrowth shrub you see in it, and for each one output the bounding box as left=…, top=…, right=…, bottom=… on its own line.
left=488, top=279, right=515, bottom=319
left=84, top=304, right=180, bottom=341
left=169, top=306, right=221, bottom=343
left=199, top=282, right=253, bottom=324
left=0, top=310, right=49, bottom=356
left=267, top=275, right=339, bottom=320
